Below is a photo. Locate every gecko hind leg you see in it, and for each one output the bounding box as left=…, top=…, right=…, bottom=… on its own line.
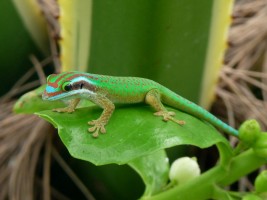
left=145, top=89, right=185, bottom=125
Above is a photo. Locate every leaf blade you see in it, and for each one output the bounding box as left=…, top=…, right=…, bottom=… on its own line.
left=36, top=105, right=229, bottom=165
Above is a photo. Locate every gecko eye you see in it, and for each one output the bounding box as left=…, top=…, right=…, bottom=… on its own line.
left=62, top=82, right=72, bottom=91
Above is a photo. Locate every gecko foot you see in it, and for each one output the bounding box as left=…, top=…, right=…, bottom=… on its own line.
left=88, top=120, right=107, bottom=138
left=53, top=107, right=75, bottom=113
left=154, top=111, right=185, bottom=125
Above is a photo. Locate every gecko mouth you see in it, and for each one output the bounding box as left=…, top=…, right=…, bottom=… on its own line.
left=42, top=94, right=57, bottom=101
left=42, top=93, right=48, bottom=100
left=42, top=91, right=50, bottom=100
left=42, top=88, right=71, bottom=101
left=42, top=92, right=68, bottom=101
left=42, top=91, right=67, bottom=101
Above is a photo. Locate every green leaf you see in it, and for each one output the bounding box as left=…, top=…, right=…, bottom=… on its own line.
left=129, top=150, right=169, bottom=196
left=36, top=105, right=229, bottom=165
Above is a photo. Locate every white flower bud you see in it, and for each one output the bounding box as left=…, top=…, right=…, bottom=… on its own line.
left=169, top=157, right=200, bottom=184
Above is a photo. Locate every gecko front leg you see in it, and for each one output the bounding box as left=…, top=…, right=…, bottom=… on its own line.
left=53, top=98, right=80, bottom=113
left=88, top=95, right=115, bottom=138
left=145, top=89, right=185, bottom=125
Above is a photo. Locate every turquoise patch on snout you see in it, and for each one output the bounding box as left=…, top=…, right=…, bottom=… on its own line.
left=46, top=86, right=57, bottom=93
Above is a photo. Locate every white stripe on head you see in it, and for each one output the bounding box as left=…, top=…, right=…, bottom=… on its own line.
left=71, top=77, right=94, bottom=84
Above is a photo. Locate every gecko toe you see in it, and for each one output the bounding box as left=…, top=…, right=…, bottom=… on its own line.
left=88, top=121, right=94, bottom=125
left=154, top=110, right=185, bottom=125
left=168, top=111, right=176, bottom=116
left=88, top=126, right=96, bottom=132
left=100, top=126, right=106, bottom=134
left=92, top=132, right=99, bottom=138
left=88, top=119, right=107, bottom=137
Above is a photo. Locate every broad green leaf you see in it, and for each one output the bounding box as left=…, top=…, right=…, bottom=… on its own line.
left=129, top=150, right=169, bottom=196
left=36, top=105, right=229, bottom=165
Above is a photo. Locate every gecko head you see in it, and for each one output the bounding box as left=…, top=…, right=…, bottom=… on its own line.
left=42, top=72, right=97, bottom=101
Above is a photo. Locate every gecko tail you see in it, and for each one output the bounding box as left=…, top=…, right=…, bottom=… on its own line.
left=160, top=86, right=239, bottom=137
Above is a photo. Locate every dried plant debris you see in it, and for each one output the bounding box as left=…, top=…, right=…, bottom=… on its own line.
left=37, top=0, right=61, bottom=71
left=37, top=0, right=60, bottom=39
left=0, top=104, right=93, bottom=199
left=0, top=111, right=49, bottom=200
left=217, top=0, right=267, bottom=131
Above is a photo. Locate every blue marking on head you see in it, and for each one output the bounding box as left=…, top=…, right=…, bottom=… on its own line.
left=46, top=85, right=57, bottom=93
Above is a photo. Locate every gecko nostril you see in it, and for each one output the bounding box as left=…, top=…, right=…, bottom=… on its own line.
left=42, top=92, right=47, bottom=99
left=80, top=83, right=84, bottom=89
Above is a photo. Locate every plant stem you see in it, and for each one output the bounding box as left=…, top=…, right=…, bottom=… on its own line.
left=219, top=149, right=266, bottom=186
left=143, top=149, right=266, bottom=200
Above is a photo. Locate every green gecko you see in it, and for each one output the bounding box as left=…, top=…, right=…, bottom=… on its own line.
left=42, top=71, right=238, bottom=138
